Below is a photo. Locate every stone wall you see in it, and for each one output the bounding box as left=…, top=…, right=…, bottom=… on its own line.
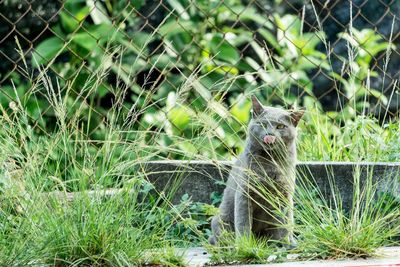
left=144, top=161, right=400, bottom=212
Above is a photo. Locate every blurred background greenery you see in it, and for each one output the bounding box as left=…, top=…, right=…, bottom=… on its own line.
left=0, top=0, right=399, bottom=166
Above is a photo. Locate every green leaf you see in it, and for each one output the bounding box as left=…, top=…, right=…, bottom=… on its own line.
left=209, top=34, right=240, bottom=64
left=130, top=0, right=145, bottom=8
left=32, top=37, right=64, bottom=67
left=60, top=7, right=90, bottom=33
left=86, top=24, right=123, bottom=43
left=177, top=140, right=197, bottom=155
left=298, top=56, right=324, bottom=71
left=364, top=43, right=391, bottom=57
left=238, top=7, right=272, bottom=27
left=60, top=11, right=78, bottom=33
left=168, top=105, right=191, bottom=130
left=369, top=89, right=388, bottom=105
left=86, top=0, right=111, bottom=25
left=250, top=41, right=268, bottom=63
left=158, top=20, right=194, bottom=36
left=301, top=33, right=325, bottom=55
left=71, top=32, right=97, bottom=51
left=166, top=0, right=190, bottom=20
left=230, top=94, right=251, bottom=124
left=258, top=28, right=282, bottom=55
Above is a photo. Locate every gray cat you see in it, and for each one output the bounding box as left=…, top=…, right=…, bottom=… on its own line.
left=209, top=96, right=304, bottom=245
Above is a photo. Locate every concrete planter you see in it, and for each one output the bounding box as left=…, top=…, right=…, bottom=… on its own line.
left=144, top=161, right=400, bottom=211
left=49, top=161, right=400, bottom=213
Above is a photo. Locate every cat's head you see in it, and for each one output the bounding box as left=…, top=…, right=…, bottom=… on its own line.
left=247, top=96, right=304, bottom=151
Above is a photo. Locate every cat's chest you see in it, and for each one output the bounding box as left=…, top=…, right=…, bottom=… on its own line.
left=248, top=160, right=282, bottom=180
left=247, top=162, right=291, bottom=199
left=246, top=158, right=293, bottom=191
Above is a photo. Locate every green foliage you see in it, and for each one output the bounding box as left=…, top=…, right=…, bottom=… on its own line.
left=0, top=189, right=191, bottom=266
left=332, top=27, right=393, bottom=115
left=3, top=0, right=396, bottom=162
left=206, top=167, right=400, bottom=264
left=167, top=193, right=220, bottom=245
left=22, top=0, right=321, bottom=158
left=0, top=82, right=197, bottom=265
left=206, top=233, right=282, bottom=265
left=294, top=169, right=400, bottom=259
left=298, top=96, right=400, bottom=161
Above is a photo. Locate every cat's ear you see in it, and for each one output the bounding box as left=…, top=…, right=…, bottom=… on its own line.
left=290, top=109, right=305, bottom=127
left=251, top=96, right=264, bottom=118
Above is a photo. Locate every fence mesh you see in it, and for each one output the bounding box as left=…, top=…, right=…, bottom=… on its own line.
left=0, top=0, right=399, bottom=161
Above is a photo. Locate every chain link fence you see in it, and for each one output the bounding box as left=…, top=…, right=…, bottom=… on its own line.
left=0, top=0, right=399, bottom=161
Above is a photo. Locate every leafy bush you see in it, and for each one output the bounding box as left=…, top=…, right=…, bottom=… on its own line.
left=1, top=0, right=392, bottom=162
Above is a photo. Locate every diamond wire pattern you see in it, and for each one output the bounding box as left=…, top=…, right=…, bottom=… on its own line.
left=0, top=0, right=398, bottom=154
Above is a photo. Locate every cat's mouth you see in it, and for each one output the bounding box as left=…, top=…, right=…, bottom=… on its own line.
left=263, top=135, right=276, bottom=145
left=261, top=135, right=284, bottom=151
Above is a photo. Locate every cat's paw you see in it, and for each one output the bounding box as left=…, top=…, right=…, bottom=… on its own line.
left=208, top=236, right=217, bottom=245
left=287, top=237, right=298, bottom=250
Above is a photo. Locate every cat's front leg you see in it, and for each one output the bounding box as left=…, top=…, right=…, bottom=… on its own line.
left=234, top=190, right=253, bottom=237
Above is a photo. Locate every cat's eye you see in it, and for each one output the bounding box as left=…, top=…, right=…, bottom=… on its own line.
left=276, top=124, right=286, bottom=129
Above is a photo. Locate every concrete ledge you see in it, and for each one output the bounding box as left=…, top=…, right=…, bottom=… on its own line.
left=144, top=161, right=400, bottom=211
left=46, top=161, right=400, bottom=213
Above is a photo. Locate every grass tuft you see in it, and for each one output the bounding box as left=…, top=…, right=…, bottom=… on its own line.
left=206, top=232, right=282, bottom=265
left=294, top=167, right=400, bottom=260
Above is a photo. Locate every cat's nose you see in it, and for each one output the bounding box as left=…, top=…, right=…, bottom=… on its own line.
left=263, top=135, right=276, bottom=144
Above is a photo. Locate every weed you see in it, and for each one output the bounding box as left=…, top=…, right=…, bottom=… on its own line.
left=206, top=232, right=283, bottom=265
left=293, top=166, right=400, bottom=259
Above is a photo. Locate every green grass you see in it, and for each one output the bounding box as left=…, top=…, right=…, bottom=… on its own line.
left=298, top=107, right=400, bottom=162
left=0, top=44, right=399, bottom=265
left=293, top=167, right=400, bottom=260
left=205, top=166, right=400, bottom=264
left=205, top=232, right=280, bottom=265
left=0, top=67, right=201, bottom=266
left=0, top=178, right=192, bottom=266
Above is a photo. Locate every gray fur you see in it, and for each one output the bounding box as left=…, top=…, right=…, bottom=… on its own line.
left=209, top=96, right=304, bottom=245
